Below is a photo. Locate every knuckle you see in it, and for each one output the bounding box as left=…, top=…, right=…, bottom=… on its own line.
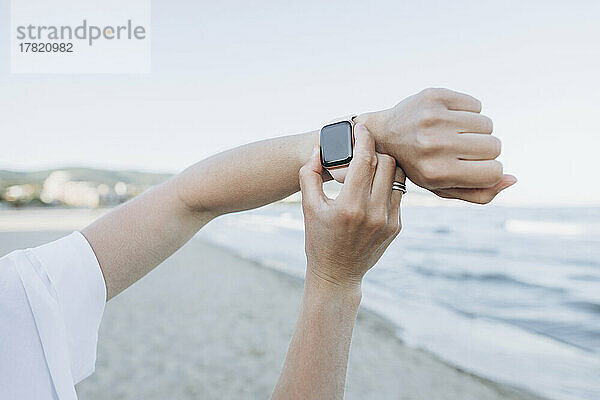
left=418, top=161, right=446, bottom=186
left=366, top=212, right=387, bottom=230
left=420, top=87, right=444, bottom=102
left=419, top=88, right=434, bottom=100
left=340, top=206, right=366, bottom=224
left=415, top=131, right=443, bottom=154
left=418, top=108, right=442, bottom=128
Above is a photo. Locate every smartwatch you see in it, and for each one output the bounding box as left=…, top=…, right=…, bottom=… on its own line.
left=319, top=116, right=356, bottom=183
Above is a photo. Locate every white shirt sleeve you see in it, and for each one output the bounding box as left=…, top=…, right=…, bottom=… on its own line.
left=0, top=232, right=106, bottom=400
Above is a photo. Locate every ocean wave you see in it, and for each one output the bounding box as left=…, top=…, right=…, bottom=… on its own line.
left=500, top=317, right=600, bottom=353
left=405, top=244, right=500, bottom=256
left=570, top=274, right=600, bottom=282
left=564, top=301, right=600, bottom=314
left=505, top=219, right=588, bottom=236
left=409, top=265, right=567, bottom=292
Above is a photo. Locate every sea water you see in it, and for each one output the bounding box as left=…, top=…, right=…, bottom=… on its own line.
left=197, top=204, right=600, bottom=400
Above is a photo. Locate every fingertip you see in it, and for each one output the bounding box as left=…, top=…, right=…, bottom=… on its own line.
left=497, top=174, right=517, bottom=191
left=352, top=123, right=375, bottom=156
left=309, top=146, right=323, bottom=171
left=298, top=163, right=309, bottom=183
left=312, top=145, right=320, bottom=162
left=354, top=123, right=372, bottom=140
left=301, top=149, right=318, bottom=179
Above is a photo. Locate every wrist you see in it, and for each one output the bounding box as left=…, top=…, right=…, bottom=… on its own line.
left=295, top=130, right=319, bottom=166
left=354, top=109, right=392, bottom=150
left=305, top=268, right=363, bottom=308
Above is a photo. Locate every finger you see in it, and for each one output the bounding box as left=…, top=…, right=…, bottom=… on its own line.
left=338, top=124, right=377, bottom=203
left=454, top=133, right=501, bottom=160
left=442, top=159, right=504, bottom=188
left=389, top=167, right=406, bottom=222
left=448, top=110, right=493, bottom=133
left=437, top=88, right=482, bottom=113
left=299, top=148, right=327, bottom=209
left=370, top=153, right=396, bottom=205
left=434, top=174, right=517, bottom=204
left=375, top=170, right=406, bottom=260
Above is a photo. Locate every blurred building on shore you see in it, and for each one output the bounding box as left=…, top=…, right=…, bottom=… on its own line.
left=0, top=168, right=169, bottom=208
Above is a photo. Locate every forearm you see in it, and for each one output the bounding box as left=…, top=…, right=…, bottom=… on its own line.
left=82, top=178, right=203, bottom=300
left=176, top=130, right=321, bottom=215
left=272, top=272, right=362, bottom=400
left=83, top=130, right=323, bottom=300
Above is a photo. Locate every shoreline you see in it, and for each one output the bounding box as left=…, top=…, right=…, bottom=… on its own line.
left=198, top=237, right=549, bottom=400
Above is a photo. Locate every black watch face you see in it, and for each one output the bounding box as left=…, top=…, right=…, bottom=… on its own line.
left=320, top=121, right=353, bottom=168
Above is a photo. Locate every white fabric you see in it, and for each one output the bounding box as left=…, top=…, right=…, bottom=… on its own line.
left=0, top=232, right=106, bottom=400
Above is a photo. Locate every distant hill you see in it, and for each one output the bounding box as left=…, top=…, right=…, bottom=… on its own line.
left=0, top=167, right=173, bottom=188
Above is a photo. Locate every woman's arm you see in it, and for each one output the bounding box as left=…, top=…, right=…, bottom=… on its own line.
left=82, top=88, right=513, bottom=301
left=82, top=131, right=320, bottom=300
left=272, top=273, right=362, bottom=400
left=272, top=125, right=404, bottom=399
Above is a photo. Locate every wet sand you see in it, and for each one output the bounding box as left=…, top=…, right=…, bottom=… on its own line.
left=0, top=229, right=545, bottom=400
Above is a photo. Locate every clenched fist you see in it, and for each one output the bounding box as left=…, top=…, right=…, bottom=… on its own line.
left=356, top=88, right=516, bottom=204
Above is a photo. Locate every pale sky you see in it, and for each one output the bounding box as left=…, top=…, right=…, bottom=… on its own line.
left=0, top=0, right=598, bottom=206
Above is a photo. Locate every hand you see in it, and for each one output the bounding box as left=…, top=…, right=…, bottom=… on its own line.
left=299, top=124, right=405, bottom=288
left=355, top=88, right=517, bottom=204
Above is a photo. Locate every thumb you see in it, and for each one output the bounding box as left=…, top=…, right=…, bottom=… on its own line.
left=299, top=147, right=326, bottom=209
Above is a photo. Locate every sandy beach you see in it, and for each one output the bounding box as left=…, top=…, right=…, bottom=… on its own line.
left=0, top=228, right=546, bottom=400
